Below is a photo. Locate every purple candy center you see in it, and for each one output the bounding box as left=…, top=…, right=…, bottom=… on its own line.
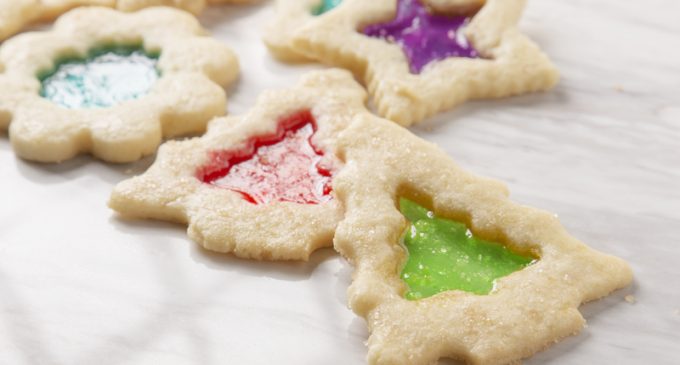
left=363, top=0, right=479, bottom=74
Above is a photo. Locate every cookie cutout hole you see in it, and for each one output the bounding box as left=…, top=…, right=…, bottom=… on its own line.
left=312, top=0, right=343, bottom=16
left=362, top=0, right=481, bottom=74
left=39, top=45, right=159, bottom=109
left=198, top=110, right=336, bottom=205
left=398, top=198, right=537, bottom=300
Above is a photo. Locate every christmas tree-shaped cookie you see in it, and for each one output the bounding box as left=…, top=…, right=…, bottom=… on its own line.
left=331, top=113, right=632, bottom=364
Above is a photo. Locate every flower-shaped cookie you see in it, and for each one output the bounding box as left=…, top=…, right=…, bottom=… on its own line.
left=331, top=116, right=633, bottom=364
left=266, top=0, right=559, bottom=125
left=0, top=7, right=239, bottom=163
left=110, top=70, right=367, bottom=260
left=0, top=0, right=212, bottom=41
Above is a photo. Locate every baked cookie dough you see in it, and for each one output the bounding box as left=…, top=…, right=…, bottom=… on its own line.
left=0, top=6, right=238, bottom=163
left=263, top=0, right=325, bottom=62
left=265, top=0, right=559, bottom=125
left=331, top=116, right=633, bottom=364
left=109, top=68, right=631, bottom=359
left=207, top=0, right=261, bottom=3
left=0, top=0, right=262, bottom=42
left=0, top=1, right=210, bottom=41
left=109, top=70, right=367, bottom=261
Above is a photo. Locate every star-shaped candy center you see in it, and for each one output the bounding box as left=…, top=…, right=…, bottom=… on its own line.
left=363, top=0, right=479, bottom=74
left=198, top=110, right=335, bottom=205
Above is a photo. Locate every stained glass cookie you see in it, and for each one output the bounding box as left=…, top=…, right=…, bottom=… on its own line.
left=331, top=115, right=633, bottom=364
left=109, top=70, right=366, bottom=261
left=0, top=1, right=210, bottom=41
left=265, top=0, right=559, bottom=126
left=109, top=68, right=631, bottom=360
left=263, top=0, right=333, bottom=62
left=0, top=7, right=238, bottom=163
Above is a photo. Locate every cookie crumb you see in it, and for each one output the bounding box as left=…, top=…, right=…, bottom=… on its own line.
left=124, top=169, right=133, bottom=175
left=614, top=85, right=625, bottom=92
left=624, top=295, right=636, bottom=304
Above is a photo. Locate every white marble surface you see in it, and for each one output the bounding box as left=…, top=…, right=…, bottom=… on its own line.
left=1, top=1, right=679, bottom=364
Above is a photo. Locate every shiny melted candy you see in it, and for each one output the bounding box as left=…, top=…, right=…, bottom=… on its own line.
left=363, top=0, right=479, bottom=73
left=400, top=198, right=535, bottom=299
left=312, top=0, right=343, bottom=15
left=198, top=110, right=334, bottom=205
left=40, top=45, right=159, bottom=109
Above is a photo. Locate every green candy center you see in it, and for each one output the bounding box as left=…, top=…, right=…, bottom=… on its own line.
left=40, top=45, right=160, bottom=109
left=312, top=0, right=343, bottom=15
left=399, top=198, right=535, bottom=299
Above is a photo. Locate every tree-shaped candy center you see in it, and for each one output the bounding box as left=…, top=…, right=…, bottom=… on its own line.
left=400, top=198, right=535, bottom=299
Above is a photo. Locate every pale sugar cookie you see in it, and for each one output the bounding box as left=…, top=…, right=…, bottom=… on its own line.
left=109, top=70, right=367, bottom=261
left=331, top=115, right=633, bottom=364
left=0, top=6, right=238, bottom=163
left=266, top=0, right=559, bottom=126
left=0, top=0, right=210, bottom=41
left=109, top=69, right=631, bottom=361
left=208, top=0, right=261, bottom=4
left=263, top=0, right=330, bottom=62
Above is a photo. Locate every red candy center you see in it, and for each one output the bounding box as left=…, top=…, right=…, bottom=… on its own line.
left=197, top=110, right=334, bottom=205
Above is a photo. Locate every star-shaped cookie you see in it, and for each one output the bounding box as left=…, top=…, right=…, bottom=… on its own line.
left=263, top=0, right=330, bottom=62
left=0, top=7, right=239, bottom=163
left=266, top=0, right=559, bottom=125
left=331, top=115, right=633, bottom=364
left=109, top=70, right=367, bottom=261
